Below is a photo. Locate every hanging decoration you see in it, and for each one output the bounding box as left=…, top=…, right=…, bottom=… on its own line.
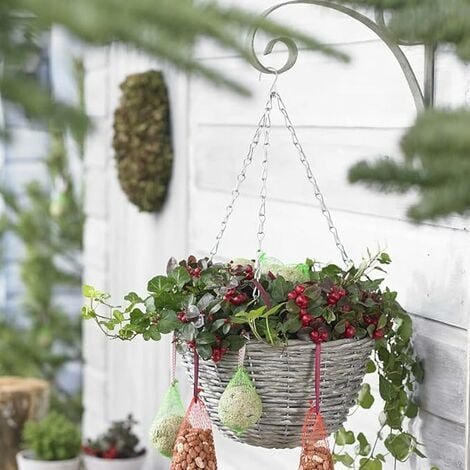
left=170, top=351, right=218, bottom=470
left=113, top=70, right=173, bottom=212
left=149, top=338, right=185, bottom=458
left=84, top=75, right=427, bottom=468
left=217, top=345, right=262, bottom=435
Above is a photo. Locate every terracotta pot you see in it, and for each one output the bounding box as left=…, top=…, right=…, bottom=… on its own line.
left=16, top=450, right=80, bottom=470
left=83, top=454, right=146, bottom=470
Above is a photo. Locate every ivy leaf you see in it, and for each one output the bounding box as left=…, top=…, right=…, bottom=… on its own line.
left=82, top=284, right=96, bottom=298
left=397, top=314, right=413, bottom=341
left=365, top=360, right=377, bottom=373
left=124, top=292, right=143, bottom=303
left=169, top=266, right=192, bottom=288
left=334, top=427, right=355, bottom=446
left=405, top=401, right=419, bottom=419
left=378, top=252, right=392, bottom=264
left=412, top=360, right=425, bottom=383
left=148, top=324, right=161, bottom=341
left=359, top=458, right=382, bottom=470
left=158, top=309, right=179, bottom=334
left=145, top=296, right=156, bottom=313
left=147, top=275, right=175, bottom=293
left=333, top=453, right=354, bottom=467
left=379, top=375, right=396, bottom=401
left=113, top=310, right=124, bottom=322
left=356, top=433, right=371, bottom=456
left=384, top=433, right=415, bottom=462
left=357, top=383, right=375, bottom=409
left=130, top=308, right=144, bottom=322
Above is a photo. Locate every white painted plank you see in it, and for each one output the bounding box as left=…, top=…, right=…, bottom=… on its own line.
left=84, top=168, right=108, bottom=218
left=5, top=128, right=48, bottom=161
left=83, top=217, right=108, bottom=271
left=188, top=190, right=470, bottom=328
left=85, top=67, right=109, bottom=118
left=84, top=117, right=110, bottom=170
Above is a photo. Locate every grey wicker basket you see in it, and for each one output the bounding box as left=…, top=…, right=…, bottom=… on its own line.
left=182, top=337, right=374, bottom=449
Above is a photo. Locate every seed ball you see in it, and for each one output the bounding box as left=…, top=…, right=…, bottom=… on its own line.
left=150, top=414, right=184, bottom=457
left=218, top=385, right=262, bottom=434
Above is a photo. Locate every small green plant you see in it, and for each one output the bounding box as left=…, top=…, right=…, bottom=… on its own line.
left=22, top=412, right=81, bottom=461
left=83, top=415, right=145, bottom=459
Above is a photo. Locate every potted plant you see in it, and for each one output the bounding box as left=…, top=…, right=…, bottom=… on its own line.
left=83, top=252, right=428, bottom=467
left=82, top=415, right=146, bottom=470
left=17, top=412, right=81, bottom=470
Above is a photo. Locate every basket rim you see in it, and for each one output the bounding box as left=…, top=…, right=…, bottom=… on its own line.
left=241, top=336, right=374, bottom=351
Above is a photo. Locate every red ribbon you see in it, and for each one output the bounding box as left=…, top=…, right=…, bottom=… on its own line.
left=194, top=349, right=200, bottom=401
left=253, top=279, right=272, bottom=309
left=315, top=342, right=321, bottom=414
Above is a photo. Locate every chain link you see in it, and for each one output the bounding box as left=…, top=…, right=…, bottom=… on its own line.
left=209, top=92, right=275, bottom=261
left=273, top=92, right=352, bottom=266
left=209, top=87, right=351, bottom=267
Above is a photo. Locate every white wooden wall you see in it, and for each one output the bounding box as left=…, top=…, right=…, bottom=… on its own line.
left=82, top=3, right=470, bottom=469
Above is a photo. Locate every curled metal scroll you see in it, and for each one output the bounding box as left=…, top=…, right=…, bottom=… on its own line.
left=248, top=0, right=435, bottom=111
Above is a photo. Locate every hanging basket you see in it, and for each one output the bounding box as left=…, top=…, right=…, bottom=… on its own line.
left=182, top=337, right=373, bottom=449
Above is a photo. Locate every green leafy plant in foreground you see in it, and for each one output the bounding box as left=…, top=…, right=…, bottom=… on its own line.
left=83, top=252, right=431, bottom=468
left=22, top=412, right=81, bottom=461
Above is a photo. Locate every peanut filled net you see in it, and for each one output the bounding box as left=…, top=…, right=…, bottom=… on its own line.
left=299, top=343, right=334, bottom=470
left=171, top=352, right=217, bottom=470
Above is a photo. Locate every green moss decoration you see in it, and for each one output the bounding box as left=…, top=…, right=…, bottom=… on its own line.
left=113, top=70, right=173, bottom=212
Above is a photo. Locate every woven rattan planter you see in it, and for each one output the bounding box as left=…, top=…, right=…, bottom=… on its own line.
left=183, top=337, right=374, bottom=449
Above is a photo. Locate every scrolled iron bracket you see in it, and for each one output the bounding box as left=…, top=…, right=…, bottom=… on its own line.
left=248, top=0, right=435, bottom=111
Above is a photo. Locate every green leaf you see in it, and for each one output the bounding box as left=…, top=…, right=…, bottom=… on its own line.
left=334, top=427, right=355, bottom=446
left=222, top=322, right=231, bottom=334
left=357, top=383, right=375, bottom=409
left=82, top=284, right=96, bottom=298
left=197, top=332, right=216, bottom=345
left=211, top=319, right=226, bottom=331
left=322, top=308, right=336, bottom=323
left=333, top=453, right=354, bottom=467
left=357, top=433, right=371, bottom=456
left=405, top=401, right=419, bottom=419
left=377, top=314, right=387, bottom=330
left=378, top=252, right=392, bottom=264
left=169, top=266, right=192, bottom=288
left=412, top=360, right=425, bottom=383
left=359, top=458, right=382, bottom=470
left=397, top=314, right=413, bottom=341
left=113, top=310, right=124, bottom=322
left=130, top=308, right=144, bottom=322
left=270, top=277, right=293, bottom=303
left=180, top=323, right=196, bottom=341
left=158, top=309, right=179, bottom=334
left=365, top=360, right=377, bottom=373
left=143, top=330, right=151, bottom=341
left=384, top=433, right=415, bottom=462
left=197, top=343, right=212, bottom=360
left=379, top=375, right=395, bottom=401
left=124, top=292, right=143, bottom=303
left=148, top=324, right=161, bottom=341
left=262, top=304, right=284, bottom=317
left=147, top=275, right=175, bottom=293
left=225, top=335, right=246, bottom=351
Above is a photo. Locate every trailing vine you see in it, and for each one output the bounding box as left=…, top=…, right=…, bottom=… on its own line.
left=83, top=252, right=434, bottom=468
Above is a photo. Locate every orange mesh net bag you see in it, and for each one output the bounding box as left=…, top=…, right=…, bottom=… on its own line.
left=171, top=351, right=217, bottom=470
left=299, top=343, right=335, bottom=470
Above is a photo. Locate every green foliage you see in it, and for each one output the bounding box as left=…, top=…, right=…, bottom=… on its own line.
left=22, top=412, right=81, bottom=461
left=83, top=415, right=145, bottom=459
left=113, top=71, right=173, bottom=212
left=85, top=252, right=427, bottom=468
left=0, top=129, right=84, bottom=421
left=0, top=0, right=347, bottom=137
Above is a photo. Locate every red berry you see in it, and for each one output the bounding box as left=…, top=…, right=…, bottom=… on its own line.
left=301, top=315, right=312, bottom=327
left=211, top=348, right=222, bottom=362
left=187, top=340, right=196, bottom=349
left=300, top=308, right=309, bottom=316
left=287, top=291, right=298, bottom=301
left=309, top=330, right=320, bottom=343
left=295, top=285, right=306, bottom=294
left=177, top=312, right=188, bottom=323
left=342, top=305, right=352, bottom=313
left=192, top=267, right=202, bottom=278
left=103, top=447, right=118, bottom=459
left=320, top=330, right=329, bottom=342
left=245, top=272, right=254, bottom=280
left=344, top=325, right=356, bottom=338
left=245, top=265, right=253, bottom=273
left=295, top=294, right=309, bottom=308
left=373, top=329, right=385, bottom=340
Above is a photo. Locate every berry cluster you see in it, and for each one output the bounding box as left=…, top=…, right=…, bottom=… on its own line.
left=186, top=266, right=202, bottom=278
left=327, top=285, right=346, bottom=306
left=211, top=345, right=228, bottom=362
left=309, top=328, right=329, bottom=343
left=229, top=263, right=254, bottom=280
left=177, top=311, right=188, bottom=323
left=364, top=315, right=385, bottom=339
left=224, top=288, right=248, bottom=306
left=288, top=285, right=313, bottom=327
left=343, top=320, right=356, bottom=338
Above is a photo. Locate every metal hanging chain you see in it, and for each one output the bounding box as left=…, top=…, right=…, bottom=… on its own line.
left=273, top=92, right=352, bottom=266
left=254, top=93, right=273, bottom=279
left=209, top=92, right=275, bottom=261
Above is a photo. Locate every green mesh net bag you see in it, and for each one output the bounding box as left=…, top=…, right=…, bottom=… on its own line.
left=218, top=363, right=263, bottom=435
left=149, top=380, right=185, bottom=458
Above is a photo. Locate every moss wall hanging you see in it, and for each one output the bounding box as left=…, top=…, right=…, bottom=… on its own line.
left=113, top=70, right=173, bottom=212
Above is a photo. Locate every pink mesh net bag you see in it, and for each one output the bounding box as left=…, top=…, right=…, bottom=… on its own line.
left=299, top=343, right=334, bottom=470
left=171, top=352, right=217, bottom=470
